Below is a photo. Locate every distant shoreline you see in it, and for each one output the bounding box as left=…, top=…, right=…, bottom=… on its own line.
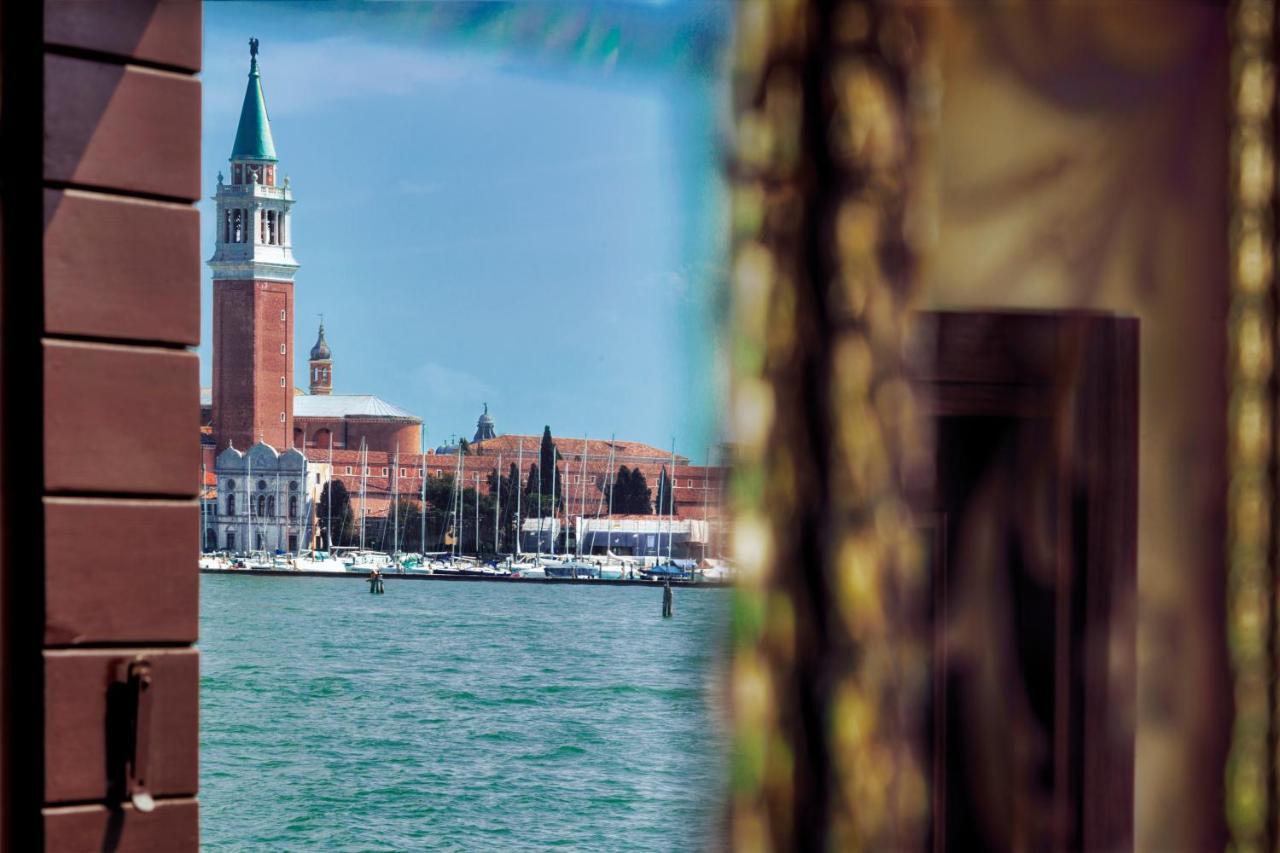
left=200, top=568, right=732, bottom=589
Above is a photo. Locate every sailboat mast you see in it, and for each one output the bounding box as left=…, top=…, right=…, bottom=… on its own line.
left=245, top=447, right=252, bottom=553
left=702, top=446, right=709, bottom=563
left=455, top=444, right=463, bottom=558
left=474, top=473, right=480, bottom=558
left=536, top=442, right=543, bottom=558
left=200, top=461, right=207, bottom=553
left=494, top=453, right=502, bottom=555
left=392, top=445, right=400, bottom=556
left=606, top=435, right=615, bottom=557
left=327, top=434, right=334, bottom=550
left=579, top=436, right=587, bottom=557
left=276, top=467, right=283, bottom=552
left=419, top=432, right=426, bottom=555
left=668, top=438, right=676, bottom=563
left=359, top=438, right=367, bottom=551
left=550, top=453, right=557, bottom=557
left=516, top=441, right=523, bottom=556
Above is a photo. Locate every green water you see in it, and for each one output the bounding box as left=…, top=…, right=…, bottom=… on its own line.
left=200, top=575, right=730, bottom=851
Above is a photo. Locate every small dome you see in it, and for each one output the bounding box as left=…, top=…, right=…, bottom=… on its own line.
left=310, top=322, right=331, bottom=361
left=473, top=403, right=497, bottom=443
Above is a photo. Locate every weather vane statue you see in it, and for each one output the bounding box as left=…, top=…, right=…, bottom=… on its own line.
left=249, top=37, right=259, bottom=58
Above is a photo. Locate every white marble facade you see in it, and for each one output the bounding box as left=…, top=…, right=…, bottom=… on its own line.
left=214, top=441, right=311, bottom=553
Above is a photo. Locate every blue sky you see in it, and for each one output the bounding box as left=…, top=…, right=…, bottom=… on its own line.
left=199, top=1, right=731, bottom=459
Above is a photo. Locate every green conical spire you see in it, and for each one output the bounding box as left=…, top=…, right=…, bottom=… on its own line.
left=231, top=37, right=278, bottom=162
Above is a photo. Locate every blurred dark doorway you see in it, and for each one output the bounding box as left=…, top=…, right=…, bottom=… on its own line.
left=915, top=311, right=1137, bottom=851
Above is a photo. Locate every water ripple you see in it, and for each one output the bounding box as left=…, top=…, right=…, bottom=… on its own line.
left=201, top=575, right=730, bottom=851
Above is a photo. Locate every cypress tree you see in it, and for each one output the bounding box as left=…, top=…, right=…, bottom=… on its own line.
left=615, top=466, right=633, bottom=513
left=629, top=469, right=653, bottom=515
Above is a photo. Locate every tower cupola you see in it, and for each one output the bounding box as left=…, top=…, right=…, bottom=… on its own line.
left=473, top=403, right=497, bottom=442
left=208, top=38, right=298, bottom=286
left=230, top=37, right=278, bottom=186
left=309, top=320, right=333, bottom=396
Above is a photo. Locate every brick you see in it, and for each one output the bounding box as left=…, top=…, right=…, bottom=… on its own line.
left=45, top=54, right=200, bottom=200
left=45, top=498, right=198, bottom=645
left=44, top=799, right=199, bottom=853
left=44, top=341, right=199, bottom=495
left=44, top=649, right=199, bottom=803
left=45, top=0, right=202, bottom=72
left=44, top=189, right=200, bottom=345
left=211, top=280, right=293, bottom=452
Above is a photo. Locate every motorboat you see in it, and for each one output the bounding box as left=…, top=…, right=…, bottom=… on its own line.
left=539, top=558, right=601, bottom=579
left=640, top=559, right=697, bottom=581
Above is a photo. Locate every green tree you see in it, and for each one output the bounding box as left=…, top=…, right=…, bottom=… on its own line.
left=614, top=466, right=633, bottom=513
left=655, top=466, right=671, bottom=516
left=628, top=469, right=653, bottom=515
left=316, top=480, right=356, bottom=548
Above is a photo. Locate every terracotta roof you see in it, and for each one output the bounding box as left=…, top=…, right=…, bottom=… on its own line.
left=469, top=434, right=686, bottom=465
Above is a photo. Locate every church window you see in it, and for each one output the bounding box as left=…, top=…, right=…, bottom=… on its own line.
left=436, top=470, right=442, bottom=477
left=281, top=310, right=286, bottom=321
left=279, top=411, right=286, bottom=422
left=267, top=496, right=275, bottom=517
left=226, top=479, right=236, bottom=491
left=280, top=377, right=286, bottom=387
left=226, top=494, right=236, bottom=515
left=382, top=468, right=388, bottom=476
left=288, top=496, right=298, bottom=518
left=280, top=344, right=287, bottom=354
left=289, top=481, right=298, bottom=492
left=258, top=480, right=267, bottom=490
left=345, top=466, right=352, bottom=475
left=401, top=469, right=406, bottom=477
left=257, top=495, right=266, bottom=516
left=259, top=210, right=266, bottom=243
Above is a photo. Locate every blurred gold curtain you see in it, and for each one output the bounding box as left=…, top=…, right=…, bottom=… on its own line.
left=728, top=0, right=1263, bottom=849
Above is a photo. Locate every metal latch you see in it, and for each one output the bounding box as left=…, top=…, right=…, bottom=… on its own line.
left=120, top=656, right=155, bottom=813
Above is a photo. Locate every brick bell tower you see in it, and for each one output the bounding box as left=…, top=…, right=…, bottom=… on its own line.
left=308, top=319, right=332, bottom=395
left=210, top=38, right=299, bottom=452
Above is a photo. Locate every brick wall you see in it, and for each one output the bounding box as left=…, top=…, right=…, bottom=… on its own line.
left=212, top=279, right=294, bottom=451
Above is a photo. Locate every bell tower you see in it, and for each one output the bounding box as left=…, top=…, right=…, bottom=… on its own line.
left=309, top=319, right=333, bottom=395
left=209, top=38, right=299, bottom=451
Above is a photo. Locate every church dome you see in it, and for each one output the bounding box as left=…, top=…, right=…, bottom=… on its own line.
left=310, top=322, right=331, bottom=361
left=473, top=403, right=497, bottom=443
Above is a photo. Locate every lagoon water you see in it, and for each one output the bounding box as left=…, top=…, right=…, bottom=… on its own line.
left=200, top=575, right=730, bottom=851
